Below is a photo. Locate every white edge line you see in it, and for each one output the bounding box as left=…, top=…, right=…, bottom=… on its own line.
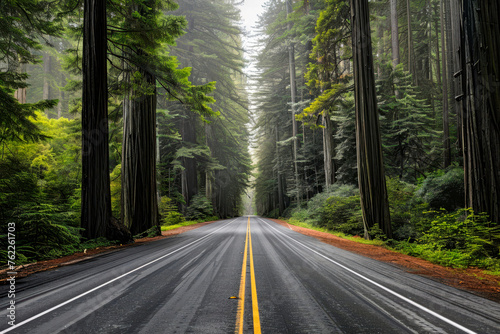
left=0, top=219, right=237, bottom=334
left=259, top=218, right=477, bottom=334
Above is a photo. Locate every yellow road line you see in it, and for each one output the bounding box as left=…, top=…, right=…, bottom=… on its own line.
left=235, top=217, right=262, bottom=334
left=249, top=218, right=262, bottom=333
left=235, top=220, right=249, bottom=334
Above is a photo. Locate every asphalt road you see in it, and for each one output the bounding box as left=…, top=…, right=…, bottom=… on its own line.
left=1, top=217, right=500, bottom=333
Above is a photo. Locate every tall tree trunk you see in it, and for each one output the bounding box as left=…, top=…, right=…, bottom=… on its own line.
left=286, top=0, right=300, bottom=207
left=276, top=126, right=285, bottom=215
left=14, top=62, right=27, bottom=104
left=460, top=0, right=500, bottom=226
left=435, top=2, right=442, bottom=88
left=449, top=0, right=463, bottom=156
left=58, top=73, right=65, bottom=119
left=81, top=0, right=112, bottom=240
left=322, top=111, right=335, bottom=189
left=205, top=123, right=214, bottom=207
left=428, top=2, right=436, bottom=119
left=42, top=52, right=52, bottom=101
left=350, top=0, right=392, bottom=239
left=121, top=68, right=160, bottom=236
left=441, top=0, right=451, bottom=167
left=390, top=0, right=400, bottom=98
left=390, top=0, right=400, bottom=69
left=180, top=112, right=198, bottom=209
left=406, top=0, right=416, bottom=83
left=445, top=0, right=455, bottom=119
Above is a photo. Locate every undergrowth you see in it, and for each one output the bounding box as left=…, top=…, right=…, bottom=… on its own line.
left=286, top=176, right=500, bottom=274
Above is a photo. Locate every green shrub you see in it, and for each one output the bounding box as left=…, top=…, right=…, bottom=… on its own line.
left=416, top=167, right=464, bottom=211
left=185, top=194, right=215, bottom=221
left=420, top=209, right=499, bottom=256
left=163, top=211, right=185, bottom=225
left=290, top=183, right=358, bottom=227
left=320, top=195, right=363, bottom=235
left=386, top=177, right=431, bottom=241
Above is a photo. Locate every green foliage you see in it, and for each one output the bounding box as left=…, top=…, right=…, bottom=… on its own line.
left=0, top=203, right=80, bottom=265
left=289, top=184, right=363, bottom=235
left=163, top=211, right=185, bottom=226
left=332, top=91, right=357, bottom=184
left=110, top=164, right=122, bottom=218
left=185, top=194, right=215, bottom=222
left=160, top=220, right=199, bottom=231
left=386, top=177, right=430, bottom=241
left=416, top=167, right=465, bottom=211
left=158, top=196, right=185, bottom=225
left=0, top=112, right=84, bottom=264
left=378, top=64, right=440, bottom=182
left=0, top=0, right=62, bottom=143
left=320, top=196, right=363, bottom=235
left=419, top=209, right=500, bottom=258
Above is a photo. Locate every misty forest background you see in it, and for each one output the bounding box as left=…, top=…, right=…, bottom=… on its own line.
left=1, top=0, right=499, bottom=273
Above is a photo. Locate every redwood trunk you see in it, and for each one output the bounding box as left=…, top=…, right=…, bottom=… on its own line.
left=350, top=0, right=392, bottom=239
left=81, top=0, right=112, bottom=239
left=121, top=69, right=160, bottom=236
left=460, top=0, right=500, bottom=226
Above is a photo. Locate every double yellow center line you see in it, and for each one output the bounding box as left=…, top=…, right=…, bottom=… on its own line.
left=235, top=217, right=261, bottom=334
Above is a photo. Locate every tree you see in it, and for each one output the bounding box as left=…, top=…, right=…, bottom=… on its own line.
left=81, top=0, right=130, bottom=242
left=457, top=0, right=500, bottom=226
left=303, top=0, right=351, bottom=189
left=440, top=0, right=451, bottom=167
left=390, top=0, right=400, bottom=69
left=286, top=0, right=301, bottom=206
left=350, top=0, right=392, bottom=239
left=0, top=0, right=60, bottom=144
left=165, top=0, right=249, bottom=217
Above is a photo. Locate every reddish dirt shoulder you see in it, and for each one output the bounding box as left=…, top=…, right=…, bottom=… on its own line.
left=270, top=219, right=500, bottom=302
left=0, top=221, right=218, bottom=282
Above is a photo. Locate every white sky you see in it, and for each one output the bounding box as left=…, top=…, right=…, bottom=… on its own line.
left=237, top=0, right=267, bottom=74
left=238, top=0, right=267, bottom=34
left=236, top=0, right=268, bottom=157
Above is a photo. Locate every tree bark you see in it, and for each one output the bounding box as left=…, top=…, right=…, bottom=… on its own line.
left=406, top=0, right=416, bottom=83
left=14, top=62, right=27, bottom=104
left=81, top=0, right=112, bottom=240
left=390, top=0, right=400, bottom=69
left=121, top=68, right=160, bottom=236
left=460, top=0, right=500, bottom=226
left=441, top=0, right=451, bottom=167
left=350, top=0, right=392, bottom=239
left=180, top=112, right=198, bottom=209
left=449, top=0, right=463, bottom=155
left=43, top=52, right=52, bottom=101
left=322, top=111, right=335, bottom=189
left=276, top=126, right=285, bottom=216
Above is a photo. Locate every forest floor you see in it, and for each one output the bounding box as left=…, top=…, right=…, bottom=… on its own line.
left=2, top=218, right=500, bottom=303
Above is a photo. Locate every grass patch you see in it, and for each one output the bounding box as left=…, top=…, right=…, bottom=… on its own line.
left=160, top=221, right=200, bottom=231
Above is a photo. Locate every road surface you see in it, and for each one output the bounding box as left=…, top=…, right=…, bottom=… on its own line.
left=1, top=217, right=500, bottom=333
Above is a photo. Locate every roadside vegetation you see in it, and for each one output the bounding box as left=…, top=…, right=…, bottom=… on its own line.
left=286, top=170, right=500, bottom=274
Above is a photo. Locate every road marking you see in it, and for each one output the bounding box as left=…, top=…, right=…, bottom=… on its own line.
left=249, top=218, right=262, bottom=333
left=0, top=219, right=237, bottom=334
left=235, top=220, right=249, bottom=334
left=235, top=217, right=261, bottom=334
left=259, top=218, right=477, bottom=334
